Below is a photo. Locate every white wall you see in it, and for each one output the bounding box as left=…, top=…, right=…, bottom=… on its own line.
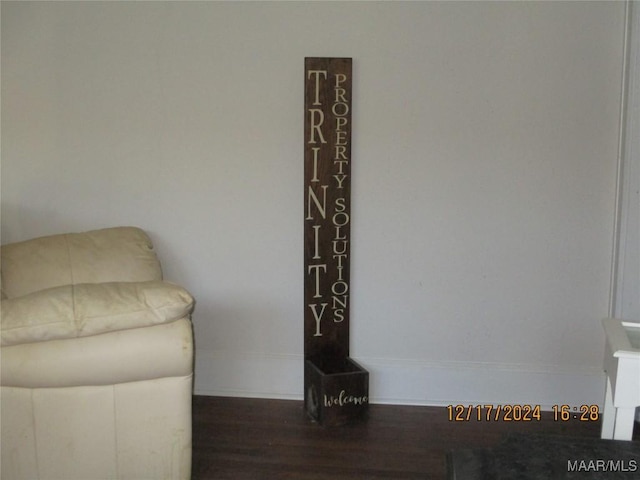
left=1, top=1, right=627, bottom=408
left=612, top=0, right=640, bottom=424
left=613, top=0, right=640, bottom=322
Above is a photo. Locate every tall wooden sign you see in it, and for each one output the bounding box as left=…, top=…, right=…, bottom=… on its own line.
left=304, top=57, right=369, bottom=426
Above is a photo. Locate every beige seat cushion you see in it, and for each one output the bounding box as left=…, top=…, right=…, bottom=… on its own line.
left=1, top=318, right=193, bottom=388
left=1, top=281, right=194, bottom=347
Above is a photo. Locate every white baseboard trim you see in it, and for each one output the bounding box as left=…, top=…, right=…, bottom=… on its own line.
left=193, top=349, right=606, bottom=410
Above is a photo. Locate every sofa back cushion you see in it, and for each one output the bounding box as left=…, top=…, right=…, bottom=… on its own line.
left=1, top=227, right=162, bottom=298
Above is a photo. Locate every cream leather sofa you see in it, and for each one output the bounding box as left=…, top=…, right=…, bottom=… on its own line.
left=1, top=227, right=195, bottom=479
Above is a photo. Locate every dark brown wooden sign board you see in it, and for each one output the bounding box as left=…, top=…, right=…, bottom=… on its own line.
left=304, top=57, right=369, bottom=426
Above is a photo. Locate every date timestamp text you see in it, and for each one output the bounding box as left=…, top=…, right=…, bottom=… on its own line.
left=447, top=404, right=542, bottom=422
left=552, top=404, right=599, bottom=422
left=446, top=404, right=600, bottom=422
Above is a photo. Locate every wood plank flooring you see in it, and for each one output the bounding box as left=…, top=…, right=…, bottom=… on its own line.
left=191, top=396, right=628, bottom=480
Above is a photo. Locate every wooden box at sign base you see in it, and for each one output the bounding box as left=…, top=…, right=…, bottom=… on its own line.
left=304, top=356, right=369, bottom=426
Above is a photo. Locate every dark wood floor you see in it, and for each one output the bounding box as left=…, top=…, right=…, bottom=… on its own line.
left=191, top=396, right=635, bottom=480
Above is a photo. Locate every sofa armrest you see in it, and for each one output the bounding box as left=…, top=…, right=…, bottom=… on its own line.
left=1, top=281, right=194, bottom=347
